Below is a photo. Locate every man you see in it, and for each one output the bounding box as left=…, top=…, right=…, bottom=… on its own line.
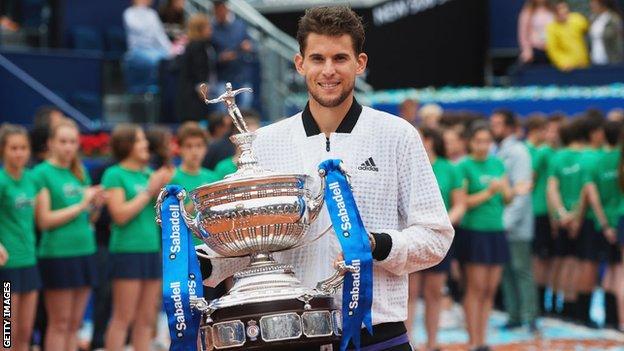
left=211, top=0, right=255, bottom=109
left=206, top=6, right=454, bottom=350
left=490, top=109, right=538, bottom=331
left=398, top=98, right=419, bottom=125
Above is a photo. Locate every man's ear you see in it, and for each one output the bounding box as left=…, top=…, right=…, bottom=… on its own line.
left=356, top=53, right=368, bottom=75
left=294, top=53, right=305, bottom=75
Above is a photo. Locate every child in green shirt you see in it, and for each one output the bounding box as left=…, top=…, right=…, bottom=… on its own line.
left=102, top=124, right=172, bottom=350
left=0, top=124, right=41, bottom=351
left=33, top=119, right=105, bottom=351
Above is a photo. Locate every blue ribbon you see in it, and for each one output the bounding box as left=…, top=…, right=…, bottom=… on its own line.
left=161, top=185, right=204, bottom=351
left=319, top=160, right=373, bottom=351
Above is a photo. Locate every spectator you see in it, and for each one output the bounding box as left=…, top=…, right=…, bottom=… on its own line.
left=456, top=123, right=516, bottom=351
left=582, top=121, right=623, bottom=331
left=146, top=125, right=174, bottom=169
left=398, top=98, right=419, bottom=125
left=0, top=124, right=40, bottom=351
left=442, top=126, right=467, bottom=163
left=589, top=0, right=624, bottom=65
left=419, top=103, right=443, bottom=129
left=518, top=0, right=555, bottom=64
left=159, top=0, right=186, bottom=40
left=546, top=1, right=590, bottom=71
left=176, top=14, right=217, bottom=122
left=211, top=0, right=255, bottom=109
left=0, top=0, right=20, bottom=31
left=490, top=110, right=538, bottom=331
left=213, top=114, right=260, bottom=179
left=123, top=0, right=174, bottom=88
left=102, top=124, right=172, bottom=350
left=406, top=127, right=466, bottom=349
left=32, top=119, right=105, bottom=351
left=608, top=107, right=624, bottom=122
left=202, top=111, right=235, bottom=170
left=29, top=107, right=65, bottom=166
left=546, top=117, right=586, bottom=320
left=524, top=114, right=557, bottom=314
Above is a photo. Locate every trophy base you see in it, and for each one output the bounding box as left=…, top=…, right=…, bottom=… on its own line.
left=199, top=296, right=341, bottom=350
left=197, top=253, right=342, bottom=350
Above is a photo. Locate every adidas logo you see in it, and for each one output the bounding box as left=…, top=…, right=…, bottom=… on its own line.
left=358, top=157, right=379, bottom=172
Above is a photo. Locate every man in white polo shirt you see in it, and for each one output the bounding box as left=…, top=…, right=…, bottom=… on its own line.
left=207, top=6, right=453, bottom=350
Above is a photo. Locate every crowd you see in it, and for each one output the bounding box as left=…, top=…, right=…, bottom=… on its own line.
left=399, top=99, right=624, bottom=350
left=122, top=0, right=256, bottom=121
left=2, top=99, right=624, bottom=351
left=518, top=0, right=624, bottom=71
left=0, top=105, right=259, bottom=351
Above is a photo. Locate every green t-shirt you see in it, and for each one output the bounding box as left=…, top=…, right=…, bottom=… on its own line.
left=458, top=156, right=506, bottom=232
left=171, top=167, right=219, bottom=245
left=580, top=148, right=604, bottom=221
left=589, top=149, right=622, bottom=229
left=0, top=169, right=39, bottom=268
left=432, top=158, right=463, bottom=211
left=527, top=143, right=554, bottom=216
left=214, top=157, right=238, bottom=180
left=547, top=148, right=585, bottom=212
left=101, top=165, right=160, bottom=253
left=31, top=161, right=96, bottom=258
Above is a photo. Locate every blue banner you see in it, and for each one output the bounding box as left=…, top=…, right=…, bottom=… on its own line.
left=161, top=185, right=204, bottom=351
left=319, top=160, right=373, bottom=351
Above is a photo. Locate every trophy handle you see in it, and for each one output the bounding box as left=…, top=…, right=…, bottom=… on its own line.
left=314, top=260, right=357, bottom=295
left=306, top=169, right=326, bottom=222
left=155, top=187, right=207, bottom=242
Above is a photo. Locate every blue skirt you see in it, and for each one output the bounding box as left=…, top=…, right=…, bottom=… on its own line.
left=39, top=254, right=98, bottom=289
left=110, top=252, right=161, bottom=280
left=456, top=228, right=510, bottom=265
left=0, top=265, right=41, bottom=293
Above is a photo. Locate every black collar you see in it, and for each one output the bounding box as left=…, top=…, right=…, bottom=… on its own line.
left=302, top=98, right=363, bottom=137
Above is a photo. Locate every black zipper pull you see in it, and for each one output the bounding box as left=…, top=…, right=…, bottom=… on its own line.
left=326, top=137, right=330, bottom=152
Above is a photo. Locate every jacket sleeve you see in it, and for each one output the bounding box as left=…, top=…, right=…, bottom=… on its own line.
left=376, top=127, right=455, bottom=276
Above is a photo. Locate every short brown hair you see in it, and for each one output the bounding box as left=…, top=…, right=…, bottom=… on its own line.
left=177, top=121, right=208, bottom=145
left=296, top=6, right=365, bottom=55
left=111, top=123, right=141, bottom=161
left=524, top=113, right=548, bottom=133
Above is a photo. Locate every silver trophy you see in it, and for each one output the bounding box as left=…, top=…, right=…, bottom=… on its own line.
left=156, top=83, right=353, bottom=350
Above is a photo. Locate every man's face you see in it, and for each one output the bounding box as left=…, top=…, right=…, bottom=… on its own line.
left=214, top=4, right=228, bottom=23
left=294, top=33, right=367, bottom=108
left=490, top=114, right=509, bottom=142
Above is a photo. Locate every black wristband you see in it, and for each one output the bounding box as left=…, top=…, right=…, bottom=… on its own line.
left=371, top=232, right=392, bottom=261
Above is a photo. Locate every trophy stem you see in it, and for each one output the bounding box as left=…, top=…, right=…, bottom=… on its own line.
left=229, top=132, right=260, bottom=173
left=249, top=252, right=275, bottom=267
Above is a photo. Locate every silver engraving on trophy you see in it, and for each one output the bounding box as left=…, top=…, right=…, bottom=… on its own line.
left=212, top=320, right=246, bottom=349
left=302, top=311, right=333, bottom=338
left=156, top=83, right=354, bottom=350
left=259, top=313, right=303, bottom=342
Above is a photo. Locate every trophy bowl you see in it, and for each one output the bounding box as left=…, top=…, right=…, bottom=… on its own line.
left=186, top=171, right=325, bottom=258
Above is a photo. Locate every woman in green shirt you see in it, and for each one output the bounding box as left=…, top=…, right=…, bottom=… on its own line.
left=33, top=119, right=105, bottom=351
left=407, top=127, right=466, bottom=351
left=0, top=124, right=41, bottom=351
left=457, top=124, right=516, bottom=351
left=102, top=124, right=172, bottom=350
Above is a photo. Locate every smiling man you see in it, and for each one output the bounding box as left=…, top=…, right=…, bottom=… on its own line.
left=207, top=6, right=453, bottom=350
